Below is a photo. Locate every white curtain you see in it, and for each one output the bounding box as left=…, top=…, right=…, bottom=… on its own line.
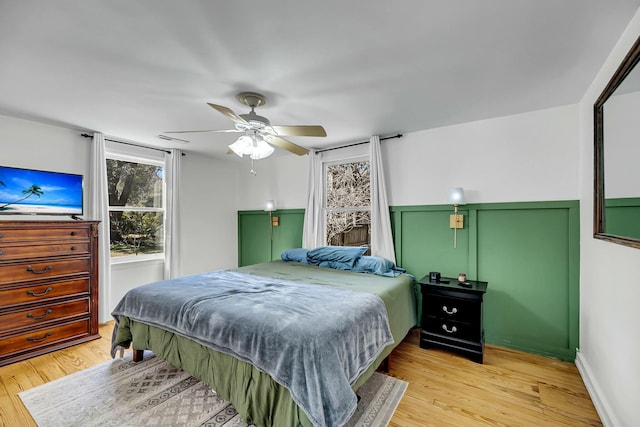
left=164, top=148, right=182, bottom=279
left=302, top=149, right=324, bottom=249
left=90, top=132, right=112, bottom=323
left=369, top=135, right=396, bottom=263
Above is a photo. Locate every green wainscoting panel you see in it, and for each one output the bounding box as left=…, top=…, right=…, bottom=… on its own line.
left=473, top=202, right=579, bottom=361
left=270, top=210, right=305, bottom=261
left=391, top=205, right=470, bottom=278
left=390, top=205, right=471, bottom=323
left=239, top=200, right=580, bottom=361
left=605, top=197, right=640, bottom=239
left=395, top=201, right=577, bottom=361
left=238, top=211, right=272, bottom=267
left=238, top=209, right=305, bottom=266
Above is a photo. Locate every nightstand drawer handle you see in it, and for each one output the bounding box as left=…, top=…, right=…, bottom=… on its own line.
left=27, top=309, right=53, bottom=320
left=26, top=265, right=52, bottom=274
left=442, top=324, right=458, bottom=334
left=26, top=287, right=53, bottom=297
left=442, top=305, right=457, bottom=315
left=27, top=332, right=52, bottom=343
left=0, top=249, right=3, bottom=256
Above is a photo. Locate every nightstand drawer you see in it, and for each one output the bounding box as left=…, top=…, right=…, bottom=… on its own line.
left=423, top=318, right=481, bottom=342
left=424, top=294, right=480, bottom=324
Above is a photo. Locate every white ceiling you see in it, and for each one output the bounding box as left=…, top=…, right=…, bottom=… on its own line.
left=0, top=1, right=639, bottom=159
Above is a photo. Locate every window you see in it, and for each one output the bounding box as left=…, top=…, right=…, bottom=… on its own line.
left=106, top=155, right=164, bottom=259
left=324, top=158, right=371, bottom=250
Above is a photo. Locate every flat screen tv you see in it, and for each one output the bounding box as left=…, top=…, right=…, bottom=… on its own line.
left=0, top=165, right=83, bottom=216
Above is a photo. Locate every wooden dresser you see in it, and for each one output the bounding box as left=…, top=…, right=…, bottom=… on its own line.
left=0, top=220, right=100, bottom=367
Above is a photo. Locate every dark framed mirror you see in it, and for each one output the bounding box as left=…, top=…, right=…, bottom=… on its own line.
left=594, top=35, right=640, bottom=249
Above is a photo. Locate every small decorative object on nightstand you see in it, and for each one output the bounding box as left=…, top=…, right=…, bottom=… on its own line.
left=418, top=274, right=488, bottom=363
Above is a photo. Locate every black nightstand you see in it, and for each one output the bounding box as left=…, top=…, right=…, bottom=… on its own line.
left=418, top=275, right=488, bottom=363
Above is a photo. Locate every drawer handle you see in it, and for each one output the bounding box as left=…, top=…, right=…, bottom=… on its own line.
left=27, top=309, right=53, bottom=320
left=0, top=249, right=3, bottom=256
left=442, top=324, right=458, bottom=334
left=71, top=246, right=77, bottom=250
left=27, top=332, right=52, bottom=343
left=26, top=287, right=53, bottom=297
left=70, top=231, right=77, bottom=236
left=442, top=305, right=458, bottom=315
left=26, top=265, right=53, bottom=274
left=0, top=233, right=3, bottom=238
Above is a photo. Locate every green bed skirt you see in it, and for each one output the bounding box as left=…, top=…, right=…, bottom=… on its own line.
left=114, top=315, right=405, bottom=427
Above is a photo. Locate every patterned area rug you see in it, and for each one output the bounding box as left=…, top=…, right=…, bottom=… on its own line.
left=19, top=353, right=407, bottom=427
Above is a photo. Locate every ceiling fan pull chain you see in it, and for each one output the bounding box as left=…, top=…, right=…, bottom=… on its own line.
left=250, top=159, right=257, bottom=175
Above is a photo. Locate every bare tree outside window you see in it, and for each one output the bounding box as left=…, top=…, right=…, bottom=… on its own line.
left=325, top=160, right=371, bottom=250
left=107, top=159, right=164, bottom=257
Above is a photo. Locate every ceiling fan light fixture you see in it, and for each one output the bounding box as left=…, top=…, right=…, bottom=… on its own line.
left=228, top=134, right=275, bottom=160
left=228, top=135, right=254, bottom=157
left=250, top=138, right=275, bottom=160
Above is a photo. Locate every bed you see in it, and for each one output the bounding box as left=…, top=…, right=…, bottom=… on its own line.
left=111, top=258, right=416, bottom=427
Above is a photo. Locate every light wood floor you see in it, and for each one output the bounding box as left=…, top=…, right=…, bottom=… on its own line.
left=0, top=323, right=601, bottom=427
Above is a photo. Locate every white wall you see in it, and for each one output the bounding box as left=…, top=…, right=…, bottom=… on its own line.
left=236, top=103, right=580, bottom=210
left=179, top=153, right=239, bottom=275
left=576, top=8, right=640, bottom=427
left=384, top=104, right=579, bottom=205
left=0, top=115, right=90, bottom=192
left=236, top=154, right=308, bottom=210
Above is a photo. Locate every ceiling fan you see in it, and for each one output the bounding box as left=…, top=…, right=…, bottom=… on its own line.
left=166, top=92, right=326, bottom=157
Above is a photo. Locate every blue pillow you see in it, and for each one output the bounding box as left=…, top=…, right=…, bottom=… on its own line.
left=318, top=260, right=353, bottom=270
left=281, top=248, right=309, bottom=263
left=306, top=246, right=368, bottom=267
left=353, top=256, right=406, bottom=277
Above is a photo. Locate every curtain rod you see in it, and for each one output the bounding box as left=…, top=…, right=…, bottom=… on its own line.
left=314, top=133, right=403, bottom=154
left=80, top=133, right=184, bottom=155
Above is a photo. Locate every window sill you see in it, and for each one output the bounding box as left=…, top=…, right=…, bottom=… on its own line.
left=110, top=254, right=164, bottom=266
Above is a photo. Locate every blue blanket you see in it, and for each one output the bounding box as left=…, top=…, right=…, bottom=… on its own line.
left=111, top=270, right=394, bottom=427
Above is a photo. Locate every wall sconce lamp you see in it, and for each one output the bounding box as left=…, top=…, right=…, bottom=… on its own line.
left=448, top=187, right=466, bottom=248
left=265, top=199, right=279, bottom=239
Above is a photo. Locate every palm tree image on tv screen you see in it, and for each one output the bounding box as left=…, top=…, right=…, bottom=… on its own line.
left=0, top=184, right=44, bottom=210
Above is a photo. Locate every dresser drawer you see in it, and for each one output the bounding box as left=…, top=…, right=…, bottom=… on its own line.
left=0, top=226, right=90, bottom=243
left=423, top=318, right=481, bottom=343
left=0, top=257, right=90, bottom=285
left=0, top=278, right=90, bottom=308
left=423, top=294, right=480, bottom=324
left=0, top=242, right=90, bottom=261
left=0, top=298, right=90, bottom=334
left=0, top=319, right=91, bottom=357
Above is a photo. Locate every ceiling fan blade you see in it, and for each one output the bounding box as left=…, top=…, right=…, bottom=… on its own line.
left=267, top=135, right=309, bottom=156
left=271, top=125, right=327, bottom=137
left=164, top=129, right=241, bottom=134
left=207, top=103, right=248, bottom=124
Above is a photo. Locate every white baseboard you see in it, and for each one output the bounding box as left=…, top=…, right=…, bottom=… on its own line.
left=575, top=351, right=617, bottom=427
